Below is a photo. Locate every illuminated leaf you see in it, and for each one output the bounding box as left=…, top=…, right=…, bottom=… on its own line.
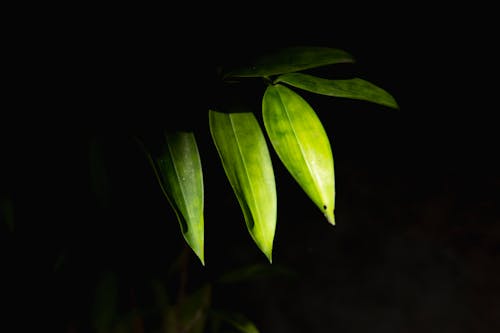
left=262, top=84, right=335, bottom=224
left=148, top=132, right=205, bottom=265
left=224, top=46, right=354, bottom=78
left=275, top=72, right=399, bottom=109
left=209, top=110, right=276, bottom=262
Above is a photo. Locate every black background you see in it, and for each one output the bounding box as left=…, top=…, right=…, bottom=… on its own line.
left=2, top=5, right=499, bottom=332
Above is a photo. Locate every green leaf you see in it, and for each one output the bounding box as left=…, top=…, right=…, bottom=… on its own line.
left=209, top=110, right=277, bottom=262
left=156, top=284, right=211, bottom=333
left=224, top=46, right=354, bottom=78
left=177, top=284, right=212, bottom=333
left=262, top=84, right=335, bottom=224
left=211, top=309, right=260, bottom=333
left=275, top=72, right=399, bottom=109
left=148, top=131, right=205, bottom=265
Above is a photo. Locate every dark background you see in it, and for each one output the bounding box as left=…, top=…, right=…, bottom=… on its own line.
left=2, top=6, right=498, bottom=332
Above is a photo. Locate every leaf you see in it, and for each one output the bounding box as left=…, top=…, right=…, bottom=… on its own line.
left=177, top=284, right=212, bottom=333
left=209, top=110, right=277, bottom=262
left=154, top=284, right=211, bottom=333
left=147, top=131, right=205, bottom=265
left=211, top=309, right=260, bottom=333
left=274, top=72, right=399, bottom=109
left=224, top=46, right=354, bottom=78
left=262, top=84, right=335, bottom=224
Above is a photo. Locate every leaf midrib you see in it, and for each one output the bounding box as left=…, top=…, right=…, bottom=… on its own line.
left=229, top=114, right=261, bottom=230
left=166, top=137, right=191, bottom=227
left=276, top=86, right=323, bottom=203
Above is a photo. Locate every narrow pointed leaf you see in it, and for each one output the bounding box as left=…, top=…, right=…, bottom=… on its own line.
left=275, top=72, right=399, bottom=109
left=148, top=132, right=205, bottom=265
left=209, top=110, right=276, bottom=262
left=262, top=84, right=335, bottom=224
left=224, top=46, right=354, bottom=78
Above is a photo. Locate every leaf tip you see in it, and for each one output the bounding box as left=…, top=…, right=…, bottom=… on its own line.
left=191, top=247, right=205, bottom=266
left=259, top=243, right=273, bottom=264
left=193, top=243, right=205, bottom=266
left=325, top=211, right=335, bottom=226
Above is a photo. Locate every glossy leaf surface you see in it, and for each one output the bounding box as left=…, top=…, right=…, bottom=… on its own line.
left=275, top=72, right=399, bottom=109
left=150, top=132, right=205, bottom=265
left=262, top=84, right=335, bottom=224
left=209, top=110, right=276, bottom=262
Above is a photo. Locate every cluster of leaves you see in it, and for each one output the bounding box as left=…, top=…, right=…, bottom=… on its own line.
left=141, top=46, right=398, bottom=266
left=89, top=250, right=296, bottom=333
